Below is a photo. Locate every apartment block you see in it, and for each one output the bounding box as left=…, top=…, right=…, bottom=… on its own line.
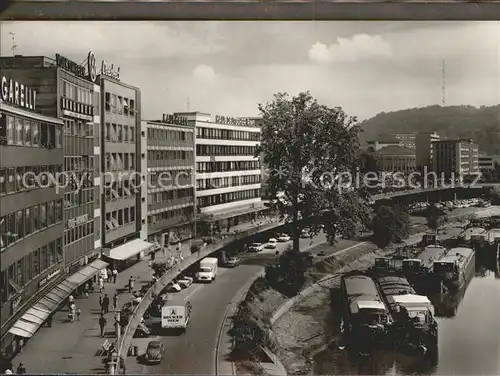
left=432, top=139, right=480, bottom=179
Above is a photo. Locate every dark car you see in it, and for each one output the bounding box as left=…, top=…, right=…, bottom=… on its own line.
left=144, top=340, right=165, bottom=364
left=223, top=257, right=241, bottom=268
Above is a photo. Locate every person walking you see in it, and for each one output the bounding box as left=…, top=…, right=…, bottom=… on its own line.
left=128, top=276, right=135, bottom=293
left=99, top=276, right=104, bottom=292
left=67, top=294, right=74, bottom=310
left=107, top=268, right=112, bottom=282
left=76, top=307, right=81, bottom=321
left=16, top=363, right=26, bottom=375
left=99, top=314, right=107, bottom=337
left=112, top=268, right=118, bottom=283
left=113, top=293, right=119, bottom=310
left=102, top=294, right=110, bottom=314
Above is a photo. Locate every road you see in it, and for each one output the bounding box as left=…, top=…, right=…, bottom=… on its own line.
left=133, top=232, right=359, bottom=375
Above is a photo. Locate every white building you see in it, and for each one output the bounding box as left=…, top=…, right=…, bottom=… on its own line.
left=175, top=112, right=266, bottom=231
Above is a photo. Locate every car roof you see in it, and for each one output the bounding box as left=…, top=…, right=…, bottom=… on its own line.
left=148, top=340, right=162, bottom=347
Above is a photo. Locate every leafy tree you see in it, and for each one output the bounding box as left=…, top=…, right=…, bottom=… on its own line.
left=372, top=204, right=410, bottom=247
left=258, top=91, right=372, bottom=253
left=490, top=186, right=500, bottom=205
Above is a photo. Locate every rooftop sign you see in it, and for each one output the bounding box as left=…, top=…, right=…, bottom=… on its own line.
left=101, top=60, right=120, bottom=81
left=1, top=76, right=37, bottom=111
left=56, top=51, right=96, bottom=83
left=162, top=113, right=188, bottom=126
left=214, top=115, right=256, bottom=127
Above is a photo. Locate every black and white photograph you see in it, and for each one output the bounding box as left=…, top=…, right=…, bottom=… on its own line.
left=0, top=20, right=499, bottom=376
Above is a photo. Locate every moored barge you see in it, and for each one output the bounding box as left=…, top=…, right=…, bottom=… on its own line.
left=401, top=245, right=448, bottom=292
left=433, top=247, right=475, bottom=292
left=340, top=274, right=392, bottom=352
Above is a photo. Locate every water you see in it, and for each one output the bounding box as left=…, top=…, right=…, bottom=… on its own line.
left=313, top=258, right=500, bottom=375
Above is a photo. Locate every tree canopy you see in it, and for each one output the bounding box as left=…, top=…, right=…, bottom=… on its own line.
left=258, top=91, right=372, bottom=252
left=371, top=204, right=410, bottom=247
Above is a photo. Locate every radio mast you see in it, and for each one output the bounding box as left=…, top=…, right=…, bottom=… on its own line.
left=9, top=32, right=17, bottom=56
left=186, top=96, right=191, bottom=112
left=441, top=60, right=446, bottom=106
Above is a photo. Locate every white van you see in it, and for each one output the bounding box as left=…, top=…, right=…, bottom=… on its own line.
left=161, top=299, right=192, bottom=330
left=196, top=257, right=218, bottom=282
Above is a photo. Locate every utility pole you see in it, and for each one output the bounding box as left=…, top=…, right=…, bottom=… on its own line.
left=9, top=32, right=17, bottom=57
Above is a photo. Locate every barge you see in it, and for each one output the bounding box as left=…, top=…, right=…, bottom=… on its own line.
left=401, top=245, right=448, bottom=293
left=433, top=247, right=475, bottom=292
left=340, top=274, right=392, bottom=352
left=460, top=227, right=487, bottom=243
left=375, top=275, right=438, bottom=353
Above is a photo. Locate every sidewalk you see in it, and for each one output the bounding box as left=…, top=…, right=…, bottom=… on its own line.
left=11, top=218, right=283, bottom=374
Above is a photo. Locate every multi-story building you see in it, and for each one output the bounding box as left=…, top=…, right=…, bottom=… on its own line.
left=416, top=131, right=440, bottom=171
left=479, top=155, right=495, bottom=171
left=394, top=133, right=416, bottom=149
left=99, top=70, right=153, bottom=264
left=373, top=145, right=416, bottom=175
left=432, top=139, right=480, bottom=180
left=0, top=75, right=64, bottom=357
left=144, top=114, right=196, bottom=247
left=175, top=112, right=266, bottom=232
left=366, top=139, right=402, bottom=153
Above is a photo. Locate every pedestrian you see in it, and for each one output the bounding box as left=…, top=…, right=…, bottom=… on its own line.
left=68, top=294, right=74, bottom=309
left=112, top=268, right=118, bottom=283
left=107, top=268, right=112, bottom=282
left=99, top=295, right=103, bottom=307
left=16, top=363, right=26, bottom=375
left=102, top=294, right=110, bottom=314
left=99, top=276, right=104, bottom=292
left=128, top=276, right=134, bottom=293
left=76, top=307, right=81, bottom=321
left=113, top=293, right=118, bottom=310
left=99, top=314, right=107, bottom=337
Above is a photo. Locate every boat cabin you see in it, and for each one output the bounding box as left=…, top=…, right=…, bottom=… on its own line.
left=388, top=294, right=434, bottom=326
left=401, top=258, right=422, bottom=274
left=374, top=257, right=391, bottom=269
left=421, top=233, right=437, bottom=246
left=351, top=300, right=388, bottom=326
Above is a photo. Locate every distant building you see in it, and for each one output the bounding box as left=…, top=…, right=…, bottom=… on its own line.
left=416, top=131, right=440, bottom=171
left=394, top=133, right=416, bottom=149
left=432, top=139, right=479, bottom=179
left=373, top=145, right=416, bottom=174
left=366, top=139, right=402, bottom=153
left=479, top=155, right=495, bottom=171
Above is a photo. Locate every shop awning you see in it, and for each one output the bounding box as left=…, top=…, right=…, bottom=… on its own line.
left=107, top=239, right=154, bottom=261
left=8, top=259, right=109, bottom=339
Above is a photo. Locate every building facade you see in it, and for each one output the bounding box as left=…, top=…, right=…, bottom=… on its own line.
left=394, top=133, right=416, bottom=149
left=0, top=76, right=64, bottom=356
left=145, top=114, right=196, bottom=246
left=416, top=131, right=440, bottom=172
left=174, top=112, right=265, bottom=231
left=479, top=155, right=495, bottom=171
left=366, top=140, right=402, bottom=153
left=373, top=145, right=416, bottom=174
left=432, top=139, right=480, bottom=179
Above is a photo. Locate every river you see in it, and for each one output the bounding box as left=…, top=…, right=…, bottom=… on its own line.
left=313, top=256, right=500, bottom=375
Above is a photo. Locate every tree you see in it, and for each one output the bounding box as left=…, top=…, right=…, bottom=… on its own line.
left=372, top=205, right=410, bottom=247
left=426, top=204, right=447, bottom=230
left=258, top=92, right=372, bottom=253
left=490, top=186, right=500, bottom=205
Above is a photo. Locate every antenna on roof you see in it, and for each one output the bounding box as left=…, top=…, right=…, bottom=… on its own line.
left=9, top=32, right=17, bottom=56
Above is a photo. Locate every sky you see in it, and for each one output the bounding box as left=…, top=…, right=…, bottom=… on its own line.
left=1, top=21, right=499, bottom=121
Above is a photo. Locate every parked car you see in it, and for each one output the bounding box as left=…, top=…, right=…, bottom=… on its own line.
left=166, top=282, right=182, bottom=292
left=223, top=257, right=241, bottom=268
left=177, top=276, right=192, bottom=289
left=266, top=238, right=278, bottom=249
left=278, top=233, right=291, bottom=242
left=248, top=242, right=264, bottom=252
left=144, top=340, right=165, bottom=364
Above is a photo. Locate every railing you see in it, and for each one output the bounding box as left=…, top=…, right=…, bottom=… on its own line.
left=115, top=219, right=285, bottom=373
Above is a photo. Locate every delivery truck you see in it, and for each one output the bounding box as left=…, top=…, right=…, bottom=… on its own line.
left=196, top=257, right=218, bottom=282
left=161, top=299, right=192, bottom=331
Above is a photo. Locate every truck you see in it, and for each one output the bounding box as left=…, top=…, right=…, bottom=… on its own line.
left=161, top=299, right=192, bottom=331
left=196, top=257, right=218, bottom=282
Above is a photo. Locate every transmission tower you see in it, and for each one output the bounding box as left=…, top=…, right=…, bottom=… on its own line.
left=9, top=32, right=17, bottom=56
left=186, top=96, right=190, bottom=112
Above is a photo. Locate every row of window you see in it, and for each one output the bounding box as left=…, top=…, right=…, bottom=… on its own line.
left=196, top=127, right=260, bottom=141
left=105, top=152, right=136, bottom=172
left=64, top=220, right=94, bottom=246
left=1, top=114, right=63, bottom=149
left=104, top=180, right=135, bottom=201
left=104, top=92, right=136, bottom=117
left=64, top=118, right=93, bottom=138
left=149, top=170, right=192, bottom=190
left=197, top=188, right=261, bottom=208
left=65, top=156, right=94, bottom=172
left=147, top=207, right=194, bottom=225
left=147, top=150, right=193, bottom=163
left=147, top=127, right=193, bottom=142
left=0, top=165, right=63, bottom=196
left=196, top=161, right=260, bottom=173
left=196, top=174, right=261, bottom=191
left=147, top=188, right=194, bottom=205
left=105, top=123, right=135, bottom=143
left=196, top=145, right=258, bottom=157
left=0, top=237, right=63, bottom=304
left=105, top=206, right=136, bottom=231
left=62, top=79, right=93, bottom=105
left=0, top=199, right=64, bottom=251
left=64, top=187, right=94, bottom=209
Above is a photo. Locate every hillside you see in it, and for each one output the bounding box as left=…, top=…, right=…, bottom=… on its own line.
left=358, top=105, right=500, bottom=155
